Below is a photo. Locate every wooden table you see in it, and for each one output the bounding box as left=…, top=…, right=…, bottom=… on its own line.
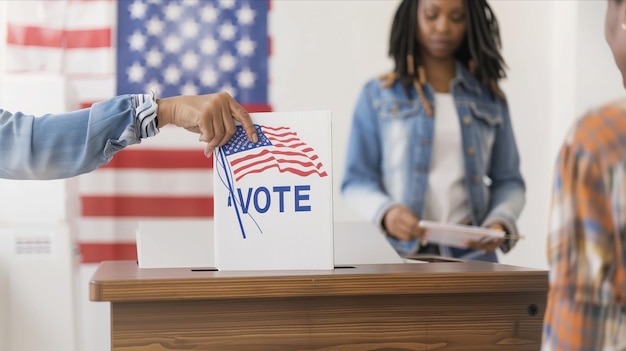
left=90, top=259, right=548, bottom=351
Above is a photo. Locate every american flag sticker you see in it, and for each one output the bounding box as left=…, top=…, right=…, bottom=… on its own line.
left=219, top=124, right=328, bottom=182
left=213, top=111, right=334, bottom=271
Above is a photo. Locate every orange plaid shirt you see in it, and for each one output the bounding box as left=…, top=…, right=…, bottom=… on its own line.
left=542, top=99, right=626, bottom=350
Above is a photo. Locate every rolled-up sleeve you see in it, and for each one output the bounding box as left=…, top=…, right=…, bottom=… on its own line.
left=0, top=93, right=158, bottom=180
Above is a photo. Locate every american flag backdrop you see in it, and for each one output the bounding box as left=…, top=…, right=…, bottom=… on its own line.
left=5, top=0, right=271, bottom=263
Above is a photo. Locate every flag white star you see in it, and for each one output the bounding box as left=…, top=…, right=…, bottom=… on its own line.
left=128, top=31, right=147, bottom=51
left=164, top=34, right=183, bottom=53
left=129, top=0, right=147, bottom=20
left=219, top=53, right=237, bottom=72
left=200, top=37, right=218, bottom=55
left=144, top=79, right=163, bottom=96
left=164, top=64, right=182, bottom=85
left=219, top=0, right=236, bottom=10
left=201, top=5, right=218, bottom=24
left=181, top=81, right=199, bottom=96
left=237, top=4, right=256, bottom=26
left=127, top=62, right=145, bottom=83
left=236, top=36, right=256, bottom=57
left=146, top=16, right=164, bottom=36
left=219, top=21, right=237, bottom=41
left=237, top=67, right=256, bottom=89
left=182, top=51, right=199, bottom=71
left=164, top=2, right=183, bottom=21
left=181, top=20, right=199, bottom=39
left=220, top=82, right=237, bottom=98
left=147, top=0, right=162, bottom=4
left=200, top=67, right=218, bottom=87
left=145, top=47, right=163, bottom=68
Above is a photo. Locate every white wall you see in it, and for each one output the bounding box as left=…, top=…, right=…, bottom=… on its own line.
left=269, top=0, right=397, bottom=223
left=1, top=1, right=626, bottom=351
left=0, top=1, right=6, bottom=345
left=0, top=1, right=5, bottom=86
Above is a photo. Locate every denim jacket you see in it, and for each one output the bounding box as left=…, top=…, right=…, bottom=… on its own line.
left=341, top=63, right=526, bottom=260
left=0, top=94, right=157, bottom=180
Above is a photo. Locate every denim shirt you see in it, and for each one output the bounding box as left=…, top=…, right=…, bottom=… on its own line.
left=0, top=94, right=158, bottom=180
left=341, top=63, right=526, bottom=259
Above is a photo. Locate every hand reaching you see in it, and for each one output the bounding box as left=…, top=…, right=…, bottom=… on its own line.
left=156, top=92, right=258, bottom=157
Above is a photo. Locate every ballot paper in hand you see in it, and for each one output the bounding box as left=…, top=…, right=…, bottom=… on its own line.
left=419, top=220, right=505, bottom=248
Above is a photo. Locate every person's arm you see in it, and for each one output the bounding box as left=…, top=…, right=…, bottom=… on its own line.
left=481, top=101, right=526, bottom=253
left=548, top=123, right=626, bottom=304
left=0, top=94, right=147, bottom=180
left=341, top=82, right=396, bottom=227
left=0, top=92, right=256, bottom=180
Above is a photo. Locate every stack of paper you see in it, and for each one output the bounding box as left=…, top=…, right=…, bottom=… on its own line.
left=418, top=220, right=506, bottom=248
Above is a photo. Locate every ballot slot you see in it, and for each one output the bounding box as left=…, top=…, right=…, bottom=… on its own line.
left=404, top=255, right=465, bottom=263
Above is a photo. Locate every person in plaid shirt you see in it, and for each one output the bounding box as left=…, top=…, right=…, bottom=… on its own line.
left=542, top=0, right=626, bottom=349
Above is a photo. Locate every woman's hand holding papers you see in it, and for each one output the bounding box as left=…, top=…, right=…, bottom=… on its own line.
left=383, top=205, right=426, bottom=241
left=464, top=223, right=506, bottom=253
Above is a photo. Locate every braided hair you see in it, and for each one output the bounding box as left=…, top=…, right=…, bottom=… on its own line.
left=389, top=0, right=505, bottom=107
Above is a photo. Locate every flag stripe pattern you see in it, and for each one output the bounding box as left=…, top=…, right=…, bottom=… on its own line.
left=222, top=125, right=328, bottom=182
left=79, top=243, right=138, bottom=263
left=81, top=196, right=214, bottom=217
left=5, top=0, right=115, bottom=78
left=6, top=25, right=112, bottom=48
left=100, top=149, right=213, bottom=169
left=6, top=0, right=271, bottom=264
left=78, top=0, right=270, bottom=263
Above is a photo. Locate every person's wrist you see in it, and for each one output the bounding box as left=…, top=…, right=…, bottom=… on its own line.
left=155, top=97, right=172, bottom=128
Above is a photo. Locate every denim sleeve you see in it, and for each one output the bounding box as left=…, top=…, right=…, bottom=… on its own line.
left=482, top=100, right=526, bottom=252
left=341, top=82, right=396, bottom=226
left=0, top=94, right=157, bottom=180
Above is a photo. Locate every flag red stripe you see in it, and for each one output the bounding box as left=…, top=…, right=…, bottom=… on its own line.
left=244, top=104, right=272, bottom=112
left=262, top=125, right=288, bottom=132
left=79, top=243, right=137, bottom=263
left=273, top=142, right=306, bottom=148
left=236, top=164, right=328, bottom=181
left=235, top=157, right=322, bottom=176
left=101, top=149, right=213, bottom=169
left=234, top=155, right=274, bottom=173
left=7, top=25, right=63, bottom=47
left=81, top=196, right=214, bottom=217
left=263, top=131, right=297, bottom=138
left=65, top=28, right=111, bottom=48
left=231, top=148, right=318, bottom=167
left=6, top=25, right=111, bottom=48
left=230, top=149, right=271, bottom=166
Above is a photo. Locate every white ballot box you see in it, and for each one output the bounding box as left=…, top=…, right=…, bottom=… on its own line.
left=136, top=221, right=406, bottom=269
left=213, top=111, right=334, bottom=271
left=136, top=220, right=214, bottom=269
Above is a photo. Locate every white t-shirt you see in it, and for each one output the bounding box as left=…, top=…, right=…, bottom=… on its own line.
left=422, top=92, right=471, bottom=224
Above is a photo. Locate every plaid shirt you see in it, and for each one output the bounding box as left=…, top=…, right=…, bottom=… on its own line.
left=542, top=100, right=626, bottom=350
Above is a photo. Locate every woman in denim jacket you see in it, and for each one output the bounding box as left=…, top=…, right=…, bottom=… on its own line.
left=341, top=0, right=525, bottom=262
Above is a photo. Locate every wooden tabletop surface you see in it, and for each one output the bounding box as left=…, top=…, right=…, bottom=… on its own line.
left=90, top=259, right=547, bottom=302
